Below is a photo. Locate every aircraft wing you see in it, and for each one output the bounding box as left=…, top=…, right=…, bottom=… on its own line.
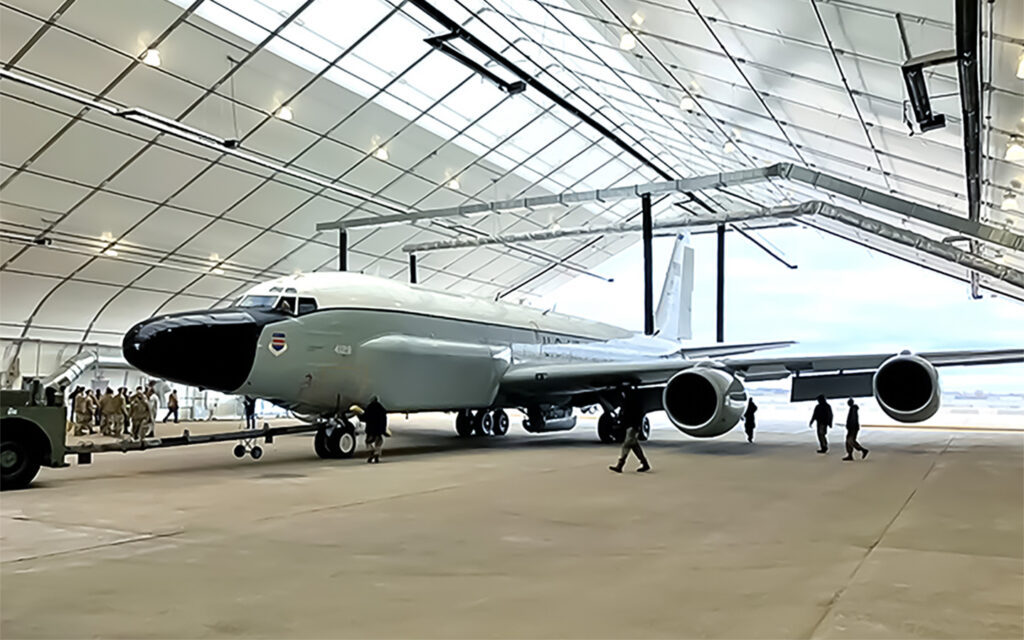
left=674, top=340, right=795, bottom=359
left=498, top=348, right=1024, bottom=398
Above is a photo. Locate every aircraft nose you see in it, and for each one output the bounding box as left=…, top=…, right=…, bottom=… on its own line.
left=122, top=311, right=261, bottom=392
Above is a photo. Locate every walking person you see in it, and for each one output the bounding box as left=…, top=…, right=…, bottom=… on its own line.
left=609, top=395, right=650, bottom=473
left=362, top=401, right=387, bottom=464
left=98, top=388, right=117, bottom=436
left=744, top=398, right=758, bottom=443
left=842, top=398, right=869, bottom=461
left=163, top=390, right=179, bottom=423
left=809, top=395, right=833, bottom=454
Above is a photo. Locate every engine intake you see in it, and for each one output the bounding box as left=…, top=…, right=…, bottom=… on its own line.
left=872, top=354, right=940, bottom=422
left=662, top=367, right=747, bottom=438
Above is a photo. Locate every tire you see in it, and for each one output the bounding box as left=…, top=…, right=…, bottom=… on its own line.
left=314, top=428, right=332, bottom=459
left=597, top=413, right=617, bottom=444
left=455, top=410, right=473, bottom=437
left=233, top=444, right=246, bottom=458
left=491, top=410, right=509, bottom=436
left=328, top=423, right=357, bottom=458
left=250, top=446, right=263, bottom=460
left=474, top=410, right=493, bottom=436
left=1, top=434, right=41, bottom=491
left=639, top=415, right=651, bottom=441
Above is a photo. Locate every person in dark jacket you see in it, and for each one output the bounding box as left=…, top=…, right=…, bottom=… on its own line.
left=243, top=396, right=257, bottom=429
left=362, top=400, right=388, bottom=464
left=842, top=398, right=869, bottom=460
left=743, top=398, right=758, bottom=443
left=609, top=394, right=650, bottom=473
left=809, top=395, right=833, bottom=453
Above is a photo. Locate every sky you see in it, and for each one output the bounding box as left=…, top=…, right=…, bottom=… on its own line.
left=540, top=226, right=1024, bottom=393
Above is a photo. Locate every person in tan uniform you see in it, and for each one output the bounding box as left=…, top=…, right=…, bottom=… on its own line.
left=129, top=387, right=152, bottom=440
left=118, top=387, right=130, bottom=435
left=109, top=388, right=126, bottom=436
left=98, top=388, right=117, bottom=436
left=73, top=389, right=94, bottom=436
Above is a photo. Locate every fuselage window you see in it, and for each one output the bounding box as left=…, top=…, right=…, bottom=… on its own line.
left=297, top=297, right=318, bottom=315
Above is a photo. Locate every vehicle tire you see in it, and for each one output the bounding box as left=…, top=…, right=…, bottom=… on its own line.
left=597, top=413, right=617, bottom=444
left=328, top=423, right=357, bottom=458
left=1, top=433, right=41, bottom=491
left=491, top=410, right=509, bottom=436
left=250, top=446, right=263, bottom=460
left=314, top=428, right=332, bottom=459
left=474, top=410, right=493, bottom=436
left=233, top=444, right=247, bottom=458
left=455, top=410, right=473, bottom=437
left=639, top=415, right=651, bottom=442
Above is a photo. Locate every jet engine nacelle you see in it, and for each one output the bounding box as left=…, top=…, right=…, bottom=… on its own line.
left=872, top=353, right=940, bottom=422
left=662, top=367, right=747, bottom=438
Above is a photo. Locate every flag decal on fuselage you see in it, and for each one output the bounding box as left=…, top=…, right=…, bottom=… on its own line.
left=270, top=332, right=287, bottom=356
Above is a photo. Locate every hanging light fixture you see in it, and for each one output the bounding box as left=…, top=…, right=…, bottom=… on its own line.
left=679, top=96, right=697, bottom=112
left=275, top=105, right=293, bottom=121
left=619, top=31, right=637, bottom=51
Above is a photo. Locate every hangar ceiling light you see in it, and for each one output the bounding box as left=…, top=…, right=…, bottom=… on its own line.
left=141, top=48, right=161, bottom=67
left=275, top=105, right=293, bottom=121
left=618, top=31, right=637, bottom=51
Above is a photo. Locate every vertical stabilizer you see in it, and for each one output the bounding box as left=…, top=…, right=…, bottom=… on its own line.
left=654, top=235, right=694, bottom=340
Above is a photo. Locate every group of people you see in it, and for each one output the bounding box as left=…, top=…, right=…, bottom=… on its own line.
left=68, top=386, right=180, bottom=441
left=610, top=394, right=870, bottom=472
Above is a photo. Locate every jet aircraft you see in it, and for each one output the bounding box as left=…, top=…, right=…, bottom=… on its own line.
left=123, top=238, right=1023, bottom=459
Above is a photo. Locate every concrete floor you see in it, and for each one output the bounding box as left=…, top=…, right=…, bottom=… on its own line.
left=1, top=414, right=1021, bottom=639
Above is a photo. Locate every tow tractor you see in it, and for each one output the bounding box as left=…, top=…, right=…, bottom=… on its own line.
left=0, top=386, right=356, bottom=490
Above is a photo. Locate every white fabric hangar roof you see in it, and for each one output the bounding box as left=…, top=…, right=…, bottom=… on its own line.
left=0, top=0, right=1022, bottom=347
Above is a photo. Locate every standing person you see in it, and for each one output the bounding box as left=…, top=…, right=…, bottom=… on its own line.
left=360, top=401, right=388, bottom=464
left=146, top=387, right=158, bottom=436
left=842, top=398, right=869, bottom=461
left=809, top=395, right=833, bottom=454
left=164, top=390, right=180, bottom=423
left=118, top=387, right=131, bottom=435
left=744, top=398, right=758, bottom=443
left=243, top=396, right=257, bottom=429
left=72, top=388, right=93, bottom=436
left=129, top=387, right=151, bottom=440
left=98, top=388, right=116, bottom=436
left=110, top=387, right=126, bottom=436
left=609, top=395, right=650, bottom=473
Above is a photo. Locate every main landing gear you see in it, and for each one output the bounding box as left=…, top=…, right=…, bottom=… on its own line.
left=597, top=412, right=650, bottom=443
left=313, top=417, right=358, bottom=459
left=455, top=409, right=509, bottom=437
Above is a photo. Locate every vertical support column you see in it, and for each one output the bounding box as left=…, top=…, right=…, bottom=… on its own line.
left=409, top=253, right=417, bottom=284
left=642, top=193, right=654, bottom=336
left=716, top=223, right=725, bottom=343
left=338, top=229, right=347, bottom=272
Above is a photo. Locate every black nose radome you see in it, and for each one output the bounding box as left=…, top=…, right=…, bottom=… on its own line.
left=123, top=311, right=261, bottom=392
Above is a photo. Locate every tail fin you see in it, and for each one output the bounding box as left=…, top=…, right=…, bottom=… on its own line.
left=654, top=234, right=694, bottom=341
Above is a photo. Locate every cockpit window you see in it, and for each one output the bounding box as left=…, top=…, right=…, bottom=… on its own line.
left=275, top=297, right=296, bottom=314
left=237, top=295, right=278, bottom=309
left=297, top=297, right=318, bottom=315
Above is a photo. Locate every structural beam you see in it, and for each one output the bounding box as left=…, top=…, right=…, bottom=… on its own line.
left=409, top=253, right=417, bottom=284
left=331, top=163, right=1024, bottom=255
left=338, top=230, right=347, bottom=272
left=642, top=193, right=654, bottom=336
left=402, top=203, right=809, bottom=252
left=716, top=224, right=725, bottom=343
